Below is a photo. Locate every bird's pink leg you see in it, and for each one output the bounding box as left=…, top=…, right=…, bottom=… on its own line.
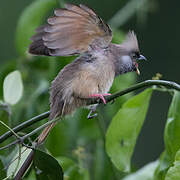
left=89, top=93, right=111, bottom=104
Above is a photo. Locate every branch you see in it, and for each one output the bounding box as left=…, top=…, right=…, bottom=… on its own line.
left=0, top=117, right=60, bottom=150
left=105, top=80, right=180, bottom=103
left=0, top=111, right=49, bottom=144
left=3, top=79, right=180, bottom=180
left=0, top=80, right=180, bottom=144
left=0, top=120, right=20, bottom=139
left=14, top=150, right=34, bottom=180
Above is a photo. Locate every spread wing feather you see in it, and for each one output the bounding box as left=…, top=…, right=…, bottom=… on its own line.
left=29, top=4, right=112, bottom=56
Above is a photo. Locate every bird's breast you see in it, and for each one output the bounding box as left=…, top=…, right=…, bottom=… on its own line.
left=96, top=61, right=115, bottom=94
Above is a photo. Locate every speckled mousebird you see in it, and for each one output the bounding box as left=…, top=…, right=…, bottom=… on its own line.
left=29, top=3, right=146, bottom=144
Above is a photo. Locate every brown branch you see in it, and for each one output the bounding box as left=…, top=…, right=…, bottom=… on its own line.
left=14, top=150, right=34, bottom=180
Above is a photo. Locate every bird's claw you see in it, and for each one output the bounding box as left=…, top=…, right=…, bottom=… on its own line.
left=89, top=93, right=111, bottom=104
left=87, top=112, right=97, bottom=119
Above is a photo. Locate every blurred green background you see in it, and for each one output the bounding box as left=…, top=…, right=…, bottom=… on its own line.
left=0, top=0, right=179, bottom=175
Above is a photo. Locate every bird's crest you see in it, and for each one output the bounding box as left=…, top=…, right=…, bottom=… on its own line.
left=121, top=31, right=139, bottom=52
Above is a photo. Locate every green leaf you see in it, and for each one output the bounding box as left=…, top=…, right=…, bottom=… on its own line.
left=0, top=159, right=6, bottom=179
left=154, top=151, right=171, bottom=180
left=164, top=91, right=180, bottom=159
left=106, top=88, right=153, bottom=172
left=0, top=102, right=11, bottom=157
left=154, top=91, right=180, bottom=180
left=165, top=149, right=180, bottom=180
left=0, top=60, right=17, bottom=100
left=112, top=30, right=125, bottom=44
left=7, top=147, right=32, bottom=178
left=122, top=161, right=158, bottom=180
left=45, top=121, right=68, bottom=156
left=0, top=101, right=10, bottom=136
left=3, top=70, right=23, bottom=105
left=15, top=0, right=57, bottom=56
left=23, top=170, right=36, bottom=180
left=34, top=150, right=63, bottom=180
left=93, top=140, right=116, bottom=180
left=57, top=156, right=90, bottom=180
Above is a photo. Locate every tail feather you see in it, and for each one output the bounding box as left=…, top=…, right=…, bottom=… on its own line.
left=37, top=98, right=65, bottom=144
left=37, top=122, right=56, bottom=144
left=29, top=39, right=51, bottom=56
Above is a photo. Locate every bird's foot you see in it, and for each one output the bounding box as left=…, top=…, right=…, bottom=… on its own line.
left=87, top=110, right=97, bottom=119
left=89, top=93, right=111, bottom=104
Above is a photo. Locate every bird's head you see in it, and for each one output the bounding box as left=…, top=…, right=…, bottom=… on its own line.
left=111, top=31, right=146, bottom=76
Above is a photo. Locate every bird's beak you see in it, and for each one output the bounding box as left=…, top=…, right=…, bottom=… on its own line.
left=137, top=54, right=147, bottom=61
left=135, top=55, right=146, bottom=75
left=135, top=63, right=140, bottom=75
left=135, top=55, right=147, bottom=75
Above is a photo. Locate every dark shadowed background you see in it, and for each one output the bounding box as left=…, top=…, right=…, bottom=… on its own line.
left=0, top=0, right=179, bottom=170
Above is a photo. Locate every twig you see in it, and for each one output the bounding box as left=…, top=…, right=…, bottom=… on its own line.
left=4, top=147, right=29, bottom=171
left=0, top=117, right=60, bottom=150
left=14, top=117, right=60, bottom=180
left=0, top=141, right=18, bottom=151
left=104, top=80, right=180, bottom=103
left=14, top=150, right=34, bottom=180
left=5, top=79, right=180, bottom=180
left=0, top=80, right=180, bottom=145
left=0, top=111, right=49, bottom=144
left=20, top=117, right=60, bottom=143
left=12, top=144, right=22, bottom=178
left=0, top=120, right=20, bottom=139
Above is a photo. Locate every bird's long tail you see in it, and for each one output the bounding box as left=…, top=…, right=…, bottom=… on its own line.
left=38, top=99, right=66, bottom=144
left=37, top=122, right=56, bottom=144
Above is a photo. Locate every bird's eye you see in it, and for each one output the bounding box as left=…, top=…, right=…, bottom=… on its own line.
left=132, top=54, right=137, bottom=58
left=132, top=52, right=140, bottom=59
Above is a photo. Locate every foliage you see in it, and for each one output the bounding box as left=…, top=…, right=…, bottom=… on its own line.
left=7, top=147, right=32, bottom=178
left=0, top=0, right=180, bottom=180
left=33, top=149, right=64, bottom=179
left=122, top=160, right=159, bottom=180
left=3, top=70, right=23, bottom=105
left=154, top=91, right=180, bottom=180
left=106, top=88, right=152, bottom=172
left=165, top=149, right=180, bottom=180
left=16, top=0, right=58, bottom=56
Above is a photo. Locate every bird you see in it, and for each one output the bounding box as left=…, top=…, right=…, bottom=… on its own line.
left=14, top=4, right=147, bottom=178
left=29, top=3, right=146, bottom=144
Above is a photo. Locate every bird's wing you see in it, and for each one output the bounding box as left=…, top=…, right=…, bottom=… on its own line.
left=29, top=4, right=112, bottom=56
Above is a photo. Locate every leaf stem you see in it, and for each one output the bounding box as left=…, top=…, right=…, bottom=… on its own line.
left=0, top=120, right=20, bottom=139
left=12, top=144, right=22, bottom=178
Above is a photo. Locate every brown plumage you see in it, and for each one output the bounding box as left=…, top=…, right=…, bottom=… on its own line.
left=29, top=4, right=146, bottom=144
left=29, top=3, right=112, bottom=56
